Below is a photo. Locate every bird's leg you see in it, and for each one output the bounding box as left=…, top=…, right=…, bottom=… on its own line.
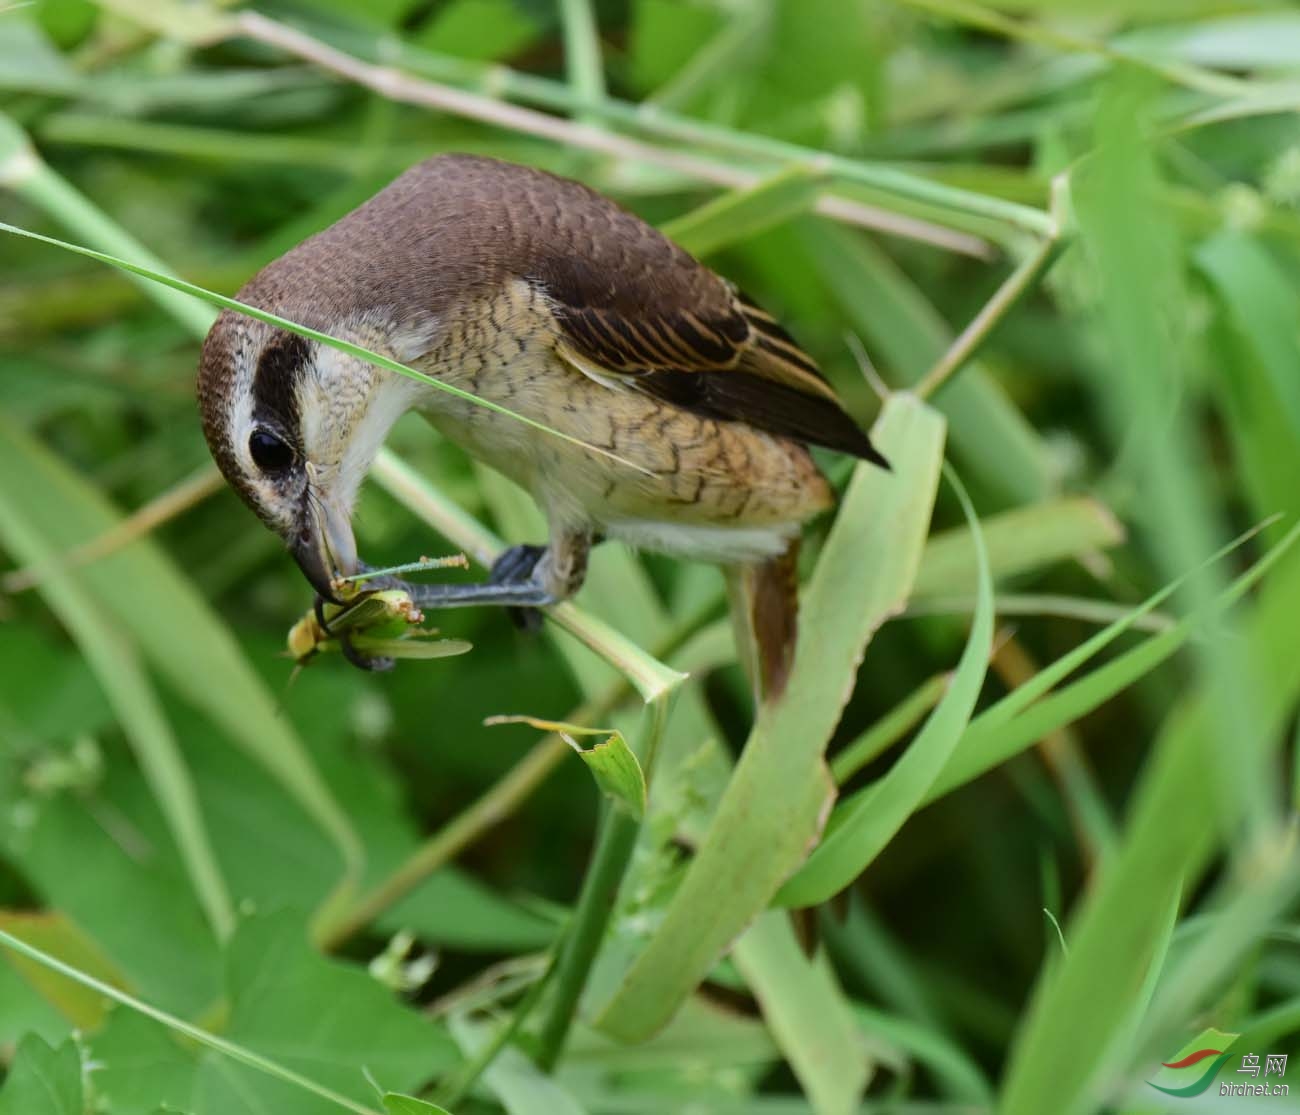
left=402, top=530, right=592, bottom=616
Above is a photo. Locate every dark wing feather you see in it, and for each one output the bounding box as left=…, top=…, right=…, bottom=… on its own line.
left=550, top=285, right=887, bottom=465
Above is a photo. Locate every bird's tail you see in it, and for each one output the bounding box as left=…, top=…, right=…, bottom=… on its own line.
left=725, top=538, right=801, bottom=703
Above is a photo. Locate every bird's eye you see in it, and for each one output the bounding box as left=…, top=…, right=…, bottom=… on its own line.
left=249, top=429, right=295, bottom=473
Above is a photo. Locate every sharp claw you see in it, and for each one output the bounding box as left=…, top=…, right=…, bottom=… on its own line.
left=507, top=605, right=544, bottom=634
left=489, top=544, right=546, bottom=586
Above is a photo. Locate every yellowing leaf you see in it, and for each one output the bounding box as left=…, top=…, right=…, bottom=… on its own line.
left=487, top=717, right=647, bottom=819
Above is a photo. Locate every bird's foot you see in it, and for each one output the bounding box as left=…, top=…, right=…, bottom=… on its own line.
left=490, top=544, right=548, bottom=633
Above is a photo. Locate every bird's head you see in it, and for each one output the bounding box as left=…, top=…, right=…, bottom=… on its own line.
left=198, top=304, right=424, bottom=603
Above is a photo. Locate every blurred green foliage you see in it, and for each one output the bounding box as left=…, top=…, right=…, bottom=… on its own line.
left=2, top=1, right=1300, bottom=1113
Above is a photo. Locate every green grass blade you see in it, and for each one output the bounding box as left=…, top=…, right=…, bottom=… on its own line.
left=776, top=463, right=993, bottom=907
left=997, top=548, right=1300, bottom=1115
left=0, top=115, right=215, bottom=337
left=0, top=220, right=649, bottom=478
left=733, top=911, right=871, bottom=1114
left=0, top=449, right=234, bottom=941
left=945, top=516, right=1273, bottom=745
left=913, top=497, right=1122, bottom=597
left=449, top=1012, right=587, bottom=1114
left=830, top=673, right=951, bottom=785
left=1196, top=230, right=1300, bottom=445
left=595, top=393, right=947, bottom=1040
left=929, top=522, right=1299, bottom=802
left=559, top=0, right=606, bottom=123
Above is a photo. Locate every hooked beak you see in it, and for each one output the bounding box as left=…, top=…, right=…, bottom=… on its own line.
left=292, top=496, right=358, bottom=605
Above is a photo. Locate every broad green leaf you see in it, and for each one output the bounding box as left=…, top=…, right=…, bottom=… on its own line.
left=0, top=911, right=128, bottom=1031
left=0, top=914, right=452, bottom=1115
left=221, top=913, right=457, bottom=1100
left=384, top=1096, right=453, bottom=1115
left=0, top=959, right=67, bottom=1049
left=0, top=416, right=362, bottom=881
left=0, top=1035, right=82, bottom=1115
left=487, top=717, right=647, bottom=820
left=732, top=912, right=870, bottom=1115
left=777, top=464, right=993, bottom=907
left=3, top=782, right=223, bottom=1016
left=596, top=393, right=946, bottom=1041
left=0, top=459, right=235, bottom=940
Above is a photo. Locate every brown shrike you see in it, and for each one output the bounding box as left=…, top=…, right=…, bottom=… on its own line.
left=198, top=155, right=887, bottom=693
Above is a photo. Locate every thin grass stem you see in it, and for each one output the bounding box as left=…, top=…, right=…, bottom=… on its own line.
left=915, top=177, right=1066, bottom=399
left=228, top=12, right=999, bottom=256
left=2, top=464, right=226, bottom=594
left=559, top=0, right=606, bottom=126
left=0, top=928, right=383, bottom=1115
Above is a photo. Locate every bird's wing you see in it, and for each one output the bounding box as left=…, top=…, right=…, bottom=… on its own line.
left=544, top=271, right=886, bottom=464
